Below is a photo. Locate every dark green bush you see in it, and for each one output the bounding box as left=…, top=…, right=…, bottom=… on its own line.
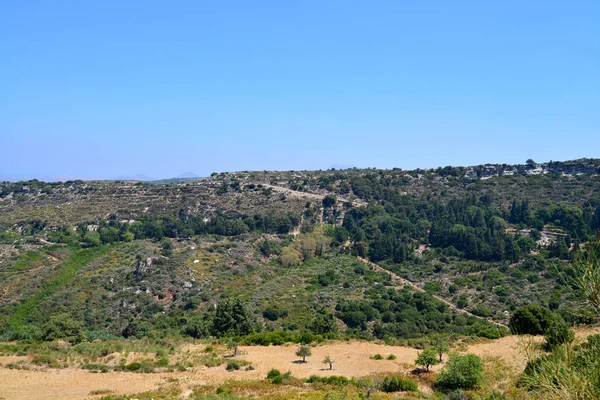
left=544, top=319, right=574, bottom=350
left=32, top=354, right=61, bottom=368
left=82, top=363, right=110, bottom=373
left=305, top=375, right=351, bottom=386
left=266, top=368, right=281, bottom=379
left=509, top=305, right=555, bottom=335
left=436, top=354, right=484, bottom=390
left=380, top=376, right=418, bottom=392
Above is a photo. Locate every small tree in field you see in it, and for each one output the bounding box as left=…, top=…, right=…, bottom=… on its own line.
left=415, top=348, right=439, bottom=372
left=323, top=355, right=334, bottom=370
left=227, top=340, right=239, bottom=357
left=433, top=338, right=450, bottom=362
left=296, top=345, right=312, bottom=363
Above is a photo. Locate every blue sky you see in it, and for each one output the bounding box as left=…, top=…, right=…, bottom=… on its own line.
left=1, top=1, right=599, bottom=180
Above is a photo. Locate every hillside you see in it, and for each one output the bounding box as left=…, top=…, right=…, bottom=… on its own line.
left=1, top=158, right=600, bottom=399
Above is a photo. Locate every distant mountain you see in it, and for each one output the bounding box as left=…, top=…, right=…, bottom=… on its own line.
left=175, top=171, right=200, bottom=179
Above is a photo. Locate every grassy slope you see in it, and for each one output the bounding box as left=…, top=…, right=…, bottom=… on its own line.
left=7, top=245, right=115, bottom=329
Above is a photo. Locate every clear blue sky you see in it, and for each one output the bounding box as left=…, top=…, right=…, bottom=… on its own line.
left=1, top=1, right=599, bottom=180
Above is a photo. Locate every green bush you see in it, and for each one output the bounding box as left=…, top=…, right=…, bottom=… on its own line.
left=266, top=368, right=281, bottom=379
left=509, top=305, right=555, bottom=335
left=380, top=376, right=418, bottom=392
left=544, top=319, right=574, bottom=350
left=154, top=357, right=169, bottom=367
left=120, top=361, right=155, bottom=373
left=225, top=359, right=250, bottom=371
left=42, top=314, right=86, bottom=344
left=82, top=363, right=110, bottom=373
left=226, top=360, right=241, bottom=371
left=370, top=353, right=384, bottom=360
left=32, top=354, right=61, bottom=368
left=305, top=375, right=351, bottom=386
left=267, top=369, right=292, bottom=384
left=520, top=335, right=600, bottom=398
left=436, top=354, right=484, bottom=390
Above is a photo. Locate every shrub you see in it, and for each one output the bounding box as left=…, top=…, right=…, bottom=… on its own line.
left=82, top=363, right=110, bottom=373
left=544, top=319, right=574, bottom=350
left=380, top=376, right=418, bottom=392
left=121, top=361, right=154, bottom=373
left=155, top=357, right=169, bottom=367
left=32, top=354, right=61, bottom=368
left=266, top=368, right=281, bottom=379
left=370, top=353, right=384, bottom=360
left=271, top=371, right=292, bottom=385
left=387, top=354, right=397, bottom=360
left=305, top=375, right=351, bottom=386
left=509, top=305, right=555, bottom=335
left=436, top=354, right=484, bottom=390
left=521, top=334, right=600, bottom=398
left=42, top=314, right=86, bottom=344
left=226, top=360, right=241, bottom=371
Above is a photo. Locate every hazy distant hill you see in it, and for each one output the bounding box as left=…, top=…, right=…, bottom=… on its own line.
left=175, top=171, right=200, bottom=179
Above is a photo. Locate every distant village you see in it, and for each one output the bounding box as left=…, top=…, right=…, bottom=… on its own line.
left=463, top=159, right=600, bottom=180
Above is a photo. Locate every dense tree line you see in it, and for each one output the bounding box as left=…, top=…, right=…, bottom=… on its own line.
left=46, top=211, right=300, bottom=246
left=342, top=191, right=598, bottom=263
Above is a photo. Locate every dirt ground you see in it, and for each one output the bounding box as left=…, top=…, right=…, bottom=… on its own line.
left=1, top=331, right=597, bottom=400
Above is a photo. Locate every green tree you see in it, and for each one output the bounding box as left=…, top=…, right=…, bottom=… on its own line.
left=436, top=353, right=484, bottom=390
left=415, top=348, right=440, bottom=372
left=309, top=310, right=338, bottom=335
left=322, top=195, right=337, bottom=208
left=43, top=314, right=86, bottom=344
left=121, top=230, right=135, bottom=242
left=433, top=338, right=450, bottom=362
left=323, top=355, right=334, bottom=370
left=295, top=345, right=312, bottom=363
left=83, top=230, right=101, bottom=247
left=160, top=238, right=173, bottom=256
left=212, top=298, right=253, bottom=337
left=227, top=340, right=239, bottom=357
left=509, top=304, right=555, bottom=335
left=181, top=316, right=209, bottom=339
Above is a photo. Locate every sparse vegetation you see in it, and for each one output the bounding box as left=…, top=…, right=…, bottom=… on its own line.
left=1, top=160, right=600, bottom=398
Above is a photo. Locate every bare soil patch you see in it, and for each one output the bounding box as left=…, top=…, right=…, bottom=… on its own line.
left=5, top=331, right=599, bottom=400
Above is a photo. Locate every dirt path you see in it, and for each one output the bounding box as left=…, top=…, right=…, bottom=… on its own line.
left=262, top=184, right=368, bottom=207
left=357, top=257, right=507, bottom=328
left=263, top=185, right=506, bottom=329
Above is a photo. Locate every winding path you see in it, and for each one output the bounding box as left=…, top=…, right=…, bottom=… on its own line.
left=357, top=257, right=507, bottom=328
left=263, top=183, right=507, bottom=328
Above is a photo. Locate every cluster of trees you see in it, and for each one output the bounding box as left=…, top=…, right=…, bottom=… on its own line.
left=278, top=227, right=332, bottom=267
left=342, top=191, right=599, bottom=264
left=46, top=211, right=301, bottom=247
left=335, top=286, right=505, bottom=340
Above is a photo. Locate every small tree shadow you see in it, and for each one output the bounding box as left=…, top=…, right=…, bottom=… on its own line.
left=292, top=360, right=307, bottom=364
left=411, top=367, right=428, bottom=375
